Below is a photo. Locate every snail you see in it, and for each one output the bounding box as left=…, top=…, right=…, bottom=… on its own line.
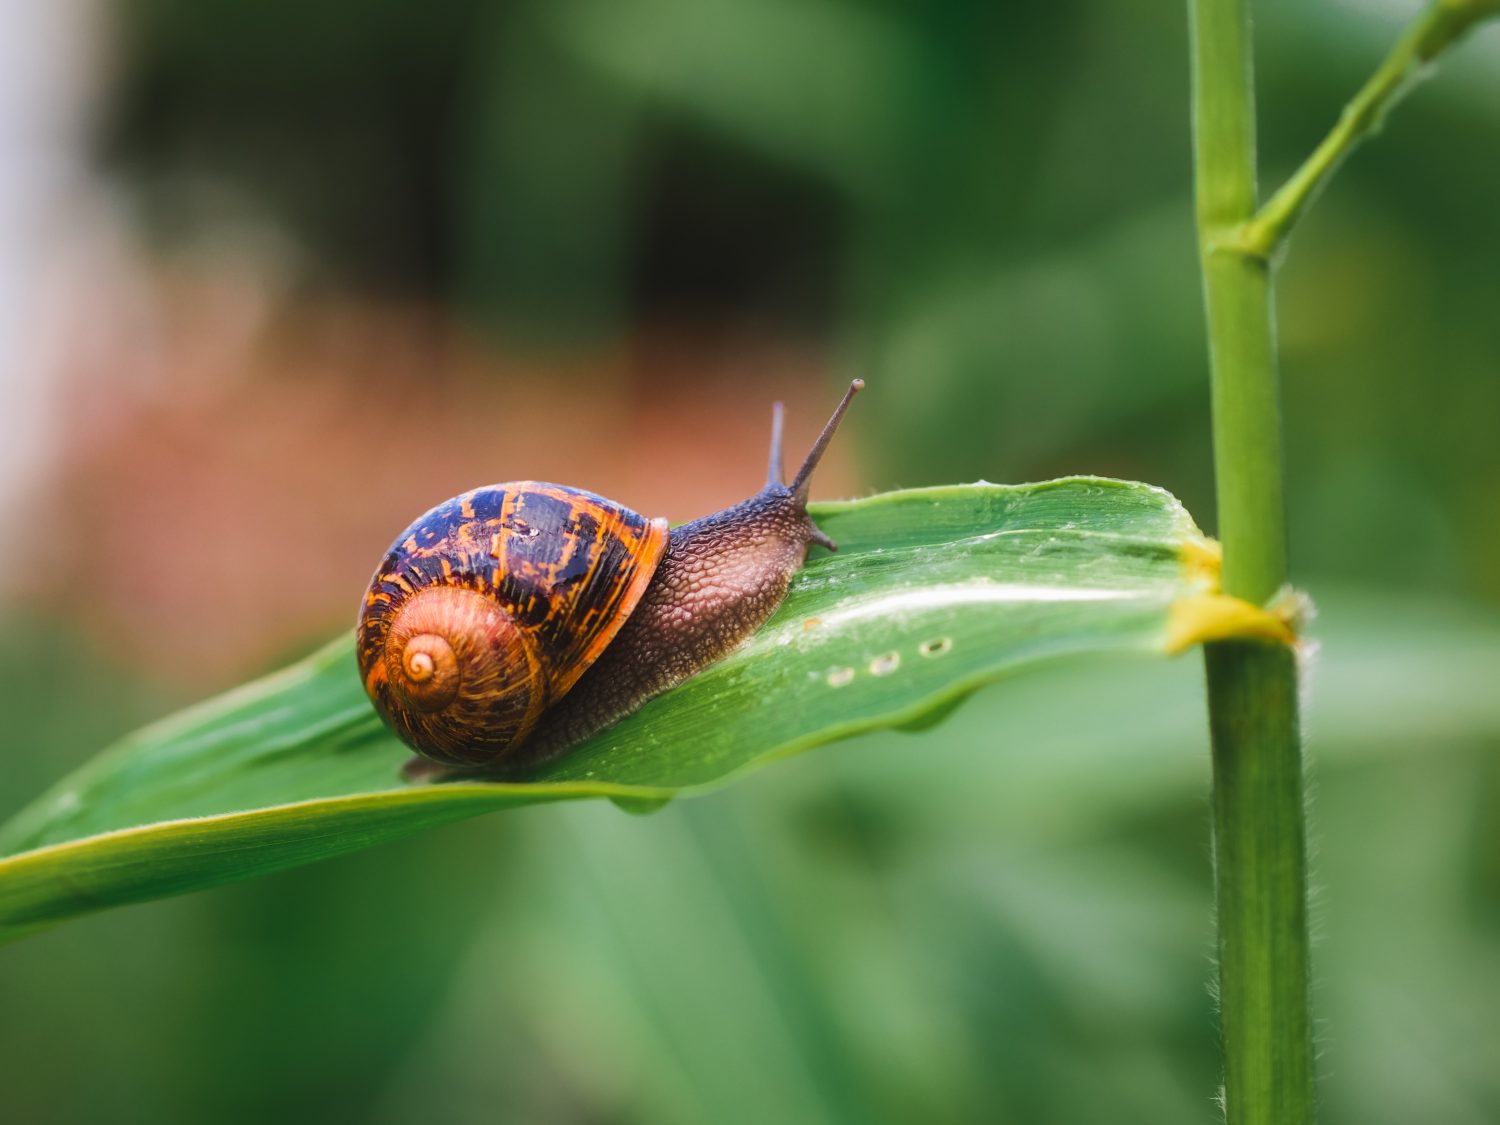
left=357, top=379, right=862, bottom=776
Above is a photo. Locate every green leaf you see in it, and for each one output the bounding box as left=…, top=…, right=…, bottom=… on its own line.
left=0, top=478, right=1231, bottom=940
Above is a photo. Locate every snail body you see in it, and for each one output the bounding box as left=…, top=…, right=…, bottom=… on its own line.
left=357, top=380, right=862, bottom=774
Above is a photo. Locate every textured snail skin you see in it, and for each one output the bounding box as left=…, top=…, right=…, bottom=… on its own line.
left=512, top=485, right=824, bottom=767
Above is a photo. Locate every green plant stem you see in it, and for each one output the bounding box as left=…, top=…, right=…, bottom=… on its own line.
left=1203, top=643, right=1310, bottom=1122
left=1188, top=0, right=1315, bottom=1122
left=1238, top=0, right=1500, bottom=259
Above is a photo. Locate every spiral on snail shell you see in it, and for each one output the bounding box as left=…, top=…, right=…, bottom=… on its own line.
left=373, top=586, right=539, bottom=761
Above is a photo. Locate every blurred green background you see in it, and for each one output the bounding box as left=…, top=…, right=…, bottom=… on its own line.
left=2, top=1, right=1498, bottom=1122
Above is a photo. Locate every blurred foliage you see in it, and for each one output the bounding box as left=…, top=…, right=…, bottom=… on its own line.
left=4, top=0, right=1496, bottom=1122
left=106, top=0, right=1500, bottom=599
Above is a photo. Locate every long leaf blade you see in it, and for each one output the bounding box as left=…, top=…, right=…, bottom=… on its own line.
left=0, top=479, right=1223, bottom=938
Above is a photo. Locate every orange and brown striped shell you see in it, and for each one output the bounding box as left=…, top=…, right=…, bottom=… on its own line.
left=356, top=482, right=669, bottom=767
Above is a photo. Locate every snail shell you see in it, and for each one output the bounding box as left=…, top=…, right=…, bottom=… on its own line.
left=357, top=483, right=668, bottom=767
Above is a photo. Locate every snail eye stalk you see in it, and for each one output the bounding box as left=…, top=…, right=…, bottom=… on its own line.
left=791, top=379, right=864, bottom=502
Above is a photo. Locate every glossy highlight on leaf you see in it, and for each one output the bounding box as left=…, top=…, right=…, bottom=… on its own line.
left=0, top=478, right=1246, bottom=940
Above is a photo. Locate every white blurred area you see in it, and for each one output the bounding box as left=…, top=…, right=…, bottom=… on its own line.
left=0, top=0, right=107, bottom=525
left=0, top=2, right=284, bottom=556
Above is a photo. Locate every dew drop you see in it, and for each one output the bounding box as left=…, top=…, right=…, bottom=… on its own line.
left=869, top=651, right=901, bottom=676
left=919, top=637, right=953, bottom=658
left=826, top=666, right=855, bottom=687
